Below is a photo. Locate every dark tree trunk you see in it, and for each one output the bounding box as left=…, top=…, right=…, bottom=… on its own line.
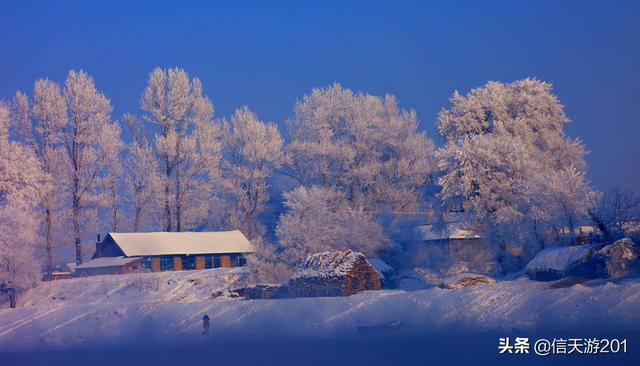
left=9, top=288, right=16, bottom=308
left=134, top=206, right=141, bottom=232
left=176, top=167, right=181, bottom=232
left=73, top=183, right=82, bottom=265
left=164, top=159, right=172, bottom=232
left=44, top=205, right=53, bottom=281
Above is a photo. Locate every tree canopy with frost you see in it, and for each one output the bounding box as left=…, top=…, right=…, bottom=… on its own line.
left=140, top=67, right=221, bottom=232
left=275, top=84, right=435, bottom=272
left=11, top=80, right=67, bottom=278
left=437, top=79, right=591, bottom=258
left=587, top=187, right=640, bottom=242
left=276, top=186, right=390, bottom=269
left=221, top=106, right=283, bottom=240
left=124, top=135, right=161, bottom=232
left=62, top=70, right=120, bottom=264
left=0, top=103, right=49, bottom=307
left=286, top=83, right=436, bottom=212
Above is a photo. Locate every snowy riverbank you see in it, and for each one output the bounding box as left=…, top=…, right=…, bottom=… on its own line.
left=1, top=268, right=639, bottom=350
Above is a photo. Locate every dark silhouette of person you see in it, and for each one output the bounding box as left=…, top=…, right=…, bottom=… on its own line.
left=202, top=314, right=210, bottom=335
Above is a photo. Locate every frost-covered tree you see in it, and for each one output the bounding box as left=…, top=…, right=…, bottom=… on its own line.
left=221, top=107, right=283, bottom=240
left=277, top=84, right=435, bottom=271
left=11, top=80, right=67, bottom=279
left=101, top=122, right=124, bottom=232
left=587, top=187, right=640, bottom=242
left=0, top=204, right=41, bottom=308
left=0, top=104, right=49, bottom=307
left=286, top=83, right=436, bottom=213
left=125, top=138, right=161, bottom=232
left=245, top=237, right=292, bottom=283
left=276, top=186, right=390, bottom=270
left=141, top=67, right=221, bottom=231
left=437, top=79, right=591, bottom=265
left=62, top=70, right=119, bottom=264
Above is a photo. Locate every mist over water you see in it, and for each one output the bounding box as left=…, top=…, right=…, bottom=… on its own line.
left=3, top=330, right=639, bottom=366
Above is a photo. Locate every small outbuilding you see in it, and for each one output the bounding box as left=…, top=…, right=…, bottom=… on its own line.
left=525, top=245, right=592, bottom=281
left=289, top=250, right=381, bottom=298
left=75, top=256, right=143, bottom=277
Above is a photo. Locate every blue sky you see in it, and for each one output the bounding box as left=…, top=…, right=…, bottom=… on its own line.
left=1, top=0, right=638, bottom=190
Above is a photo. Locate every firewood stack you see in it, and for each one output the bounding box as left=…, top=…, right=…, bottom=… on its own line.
left=289, top=249, right=382, bottom=297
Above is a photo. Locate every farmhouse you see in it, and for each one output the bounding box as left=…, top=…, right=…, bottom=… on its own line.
left=289, top=250, right=381, bottom=297
left=416, top=222, right=484, bottom=259
left=409, top=221, right=496, bottom=274
left=76, top=230, right=253, bottom=276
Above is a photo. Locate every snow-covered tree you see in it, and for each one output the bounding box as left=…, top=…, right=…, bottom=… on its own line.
left=221, top=106, right=283, bottom=240
left=62, top=70, right=118, bottom=264
left=244, top=237, right=292, bottom=283
left=286, top=83, right=436, bottom=213
left=141, top=67, right=221, bottom=232
left=0, top=103, right=49, bottom=307
left=276, top=186, right=390, bottom=271
left=277, top=84, right=435, bottom=270
left=11, top=80, right=67, bottom=279
left=101, top=122, right=124, bottom=232
left=124, top=137, right=161, bottom=232
left=0, top=204, right=41, bottom=308
left=587, top=187, right=640, bottom=242
left=437, top=79, right=591, bottom=266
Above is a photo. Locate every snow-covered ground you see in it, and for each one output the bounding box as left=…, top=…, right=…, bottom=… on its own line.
left=0, top=268, right=639, bottom=350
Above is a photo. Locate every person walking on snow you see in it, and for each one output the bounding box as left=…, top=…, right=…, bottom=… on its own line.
left=202, top=314, right=210, bottom=335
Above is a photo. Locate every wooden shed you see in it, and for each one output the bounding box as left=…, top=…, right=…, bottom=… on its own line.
left=289, top=250, right=381, bottom=298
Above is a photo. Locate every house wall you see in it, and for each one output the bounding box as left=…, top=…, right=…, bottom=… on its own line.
left=195, top=256, right=205, bottom=269
left=220, top=255, right=231, bottom=268
left=75, top=260, right=142, bottom=277
left=173, top=256, right=183, bottom=271
left=94, top=236, right=126, bottom=258
left=49, top=272, right=72, bottom=281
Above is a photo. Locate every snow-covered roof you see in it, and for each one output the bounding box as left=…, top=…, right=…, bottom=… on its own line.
left=525, top=245, right=591, bottom=272
left=368, top=258, right=393, bottom=273
left=417, top=222, right=480, bottom=241
left=107, top=230, right=253, bottom=257
left=76, top=256, right=141, bottom=270
left=291, top=250, right=364, bottom=279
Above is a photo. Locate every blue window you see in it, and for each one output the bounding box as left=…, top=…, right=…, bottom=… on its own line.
left=182, top=255, right=195, bottom=270
left=141, top=257, right=151, bottom=270
left=160, top=256, right=174, bottom=271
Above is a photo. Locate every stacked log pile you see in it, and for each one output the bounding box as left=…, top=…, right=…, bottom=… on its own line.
left=239, top=284, right=290, bottom=300
left=289, top=249, right=381, bottom=297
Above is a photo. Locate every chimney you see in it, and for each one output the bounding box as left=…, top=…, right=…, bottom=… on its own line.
left=95, top=234, right=102, bottom=258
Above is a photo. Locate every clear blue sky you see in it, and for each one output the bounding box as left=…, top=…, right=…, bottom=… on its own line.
left=1, top=0, right=638, bottom=190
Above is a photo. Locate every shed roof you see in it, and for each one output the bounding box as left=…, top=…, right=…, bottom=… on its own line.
left=525, top=245, right=591, bottom=272
left=76, top=256, right=141, bottom=270
left=291, top=250, right=364, bottom=279
left=107, top=230, right=253, bottom=257
left=417, top=222, right=480, bottom=241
